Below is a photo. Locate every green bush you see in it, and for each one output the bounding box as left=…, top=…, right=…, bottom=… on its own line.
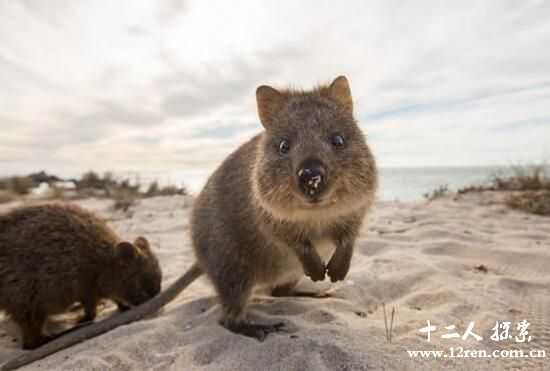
left=507, top=191, right=550, bottom=216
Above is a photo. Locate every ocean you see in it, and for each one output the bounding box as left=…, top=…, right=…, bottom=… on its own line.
left=376, top=166, right=504, bottom=201
left=2, top=164, right=545, bottom=202
left=116, top=165, right=519, bottom=202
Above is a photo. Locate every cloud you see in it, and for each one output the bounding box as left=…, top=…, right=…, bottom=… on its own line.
left=361, top=82, right=550, bottom=124
left=0, top=0, right=549, bottom=180
left=489, top=117, right=550, bottom=132
left=125, top=25, right=150, bottom=38
left=157, top=46, right=305, bottom=119
left=0, top=53, right=64, bottom=93
left=156, top=0, right=187, bottom=23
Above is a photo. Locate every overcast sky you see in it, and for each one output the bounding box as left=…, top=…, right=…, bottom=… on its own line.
left=1, top=1, right=549, bottom=185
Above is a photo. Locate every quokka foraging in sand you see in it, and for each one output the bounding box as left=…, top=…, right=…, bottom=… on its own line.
left=2, top=75, right=377, bottom=370
left=0, top=203, right=161, bottom=349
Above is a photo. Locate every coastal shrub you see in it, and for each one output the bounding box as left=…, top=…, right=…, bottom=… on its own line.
left=458, top=164, right=550, bottom=194
left=506, top=191, right=550, bottom=216
left=456, top=163, right=550, bottom=216
left=145, top=181, right=160, bottom=197
left=1, top=171, right=189, bottom=205
left=78, top=171, right=104, bottom=190
left=0, top=176, right=34, bottom=195
left=145, top=181, right=187, bottom=197
left=48, top=185, right=66, bottom=200
left=112, top=188, right=138, bottom=212
left=424, top=184, right=449, bottom=201
left=0, top=190, right=18, bottom=204
left=12, top=176, right=34, bottom=194
left=491, top=164, right=549, bottom=191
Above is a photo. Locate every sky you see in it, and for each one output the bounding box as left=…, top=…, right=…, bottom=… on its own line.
left=1, top=0, right=549, bottom=190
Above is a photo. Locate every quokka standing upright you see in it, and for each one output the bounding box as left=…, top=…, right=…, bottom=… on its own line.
left=190, top=75, right=377, bottom=338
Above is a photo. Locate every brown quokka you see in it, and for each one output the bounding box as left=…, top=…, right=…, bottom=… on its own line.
left=1, top=76, right=376, bottom=371
left=191, top=75, right=377, bottom=337
left=0, top=203, right=161, bottom=349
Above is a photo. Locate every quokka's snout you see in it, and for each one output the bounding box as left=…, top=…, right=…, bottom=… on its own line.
left=296, top=158, right=328, bottom=200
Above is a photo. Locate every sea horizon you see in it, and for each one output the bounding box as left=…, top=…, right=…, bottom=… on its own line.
left=4, top=164, right=547, bottom=202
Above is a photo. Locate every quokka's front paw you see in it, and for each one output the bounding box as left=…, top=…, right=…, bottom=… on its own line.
left=299, top=243, right=326, bottom=281
left=305, top=262, right=326, bottom=282
left=326, top=256, right=350, bottom=282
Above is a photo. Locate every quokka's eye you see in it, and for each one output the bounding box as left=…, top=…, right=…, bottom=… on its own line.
left=279, top=139, right=290, bottom=155
left=331, top=134, right=345, bottom=147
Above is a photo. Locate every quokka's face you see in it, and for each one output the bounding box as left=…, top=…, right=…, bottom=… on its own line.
left=253, top=76, right=377, bottom=216
left=113, top=237, right=162, bottom=307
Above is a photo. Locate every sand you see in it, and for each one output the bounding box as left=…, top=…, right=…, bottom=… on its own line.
left=0, top=192, right=548, bottom=370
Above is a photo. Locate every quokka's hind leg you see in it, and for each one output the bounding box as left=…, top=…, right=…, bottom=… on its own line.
left=116, top=301, right=131, bottom=312
left=215, top=272, right=285, bottom=341
left=78, top=297, right=98, bottom=324
left=15, top=311, right=50, bottom=350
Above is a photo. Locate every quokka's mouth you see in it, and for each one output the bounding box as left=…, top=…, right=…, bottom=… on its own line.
left=296, top=191, right=335, bottom=208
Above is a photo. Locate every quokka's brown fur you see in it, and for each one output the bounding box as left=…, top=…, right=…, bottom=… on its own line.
left=0, top=76, right=377, bottom=370
left=0, top=203, right=161, bottom=349
left=191, top=75, right=377, bottom=337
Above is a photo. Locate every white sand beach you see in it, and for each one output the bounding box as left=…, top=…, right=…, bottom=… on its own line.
left=0, top=192, right=548, bottom=370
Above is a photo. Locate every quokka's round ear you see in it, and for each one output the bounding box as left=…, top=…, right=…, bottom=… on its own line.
left=116, top=241, right=140, bottom=262
left=328, top=76, right=353, bottom=114
left=134, top=236, right=150, bottom=252
left=256, top=85, right=284, bottom=129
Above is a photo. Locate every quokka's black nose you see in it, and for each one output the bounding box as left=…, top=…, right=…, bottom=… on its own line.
left=297, top=159, right=327, bottom=198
